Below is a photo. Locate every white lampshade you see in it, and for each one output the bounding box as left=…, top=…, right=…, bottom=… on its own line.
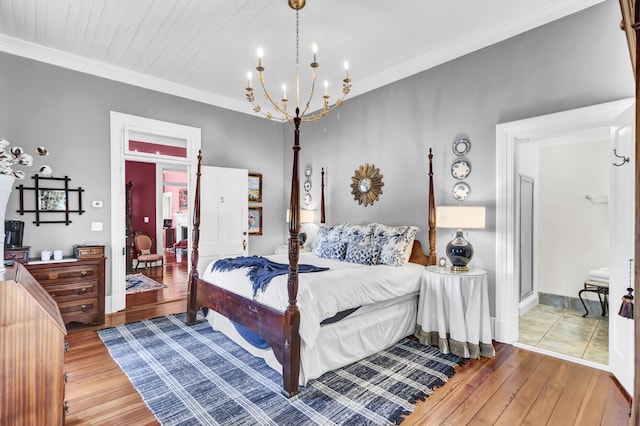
left=436, top=206, right=486, bottom=229
left=286, top=209, right=315, bottom=224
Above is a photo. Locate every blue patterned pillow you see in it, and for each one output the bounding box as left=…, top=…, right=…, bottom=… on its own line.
left=313, top=223, right=346, bottom=256
left=317, top=241, right=348, bottom=260
left=342, top=223, right=376, bottom=246
left=345, top=243, right=380, bottom=265
left=372, top=224, right=419, bottom=266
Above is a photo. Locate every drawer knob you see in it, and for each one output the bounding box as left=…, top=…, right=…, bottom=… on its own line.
left=81, top=304, right=87, bottom=312
left=81, top=271, right=87, bottom=277
left=79, top=287, right=87, bottom=294
left=64, top=372, right=68, bottom=383
left=65, top=341, right=69, bottom=352
left=64, top=401, right=69, bottom=413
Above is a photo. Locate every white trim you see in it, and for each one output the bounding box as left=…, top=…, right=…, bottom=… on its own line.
left=495, top=97, right=635, bottom=343
left=513, top=341, right=610, bottom=372
left=108, top=112, right=201, bottom=314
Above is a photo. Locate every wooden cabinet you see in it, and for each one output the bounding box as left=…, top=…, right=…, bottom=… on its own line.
left=0, top=263, right=67, bottom=425
left=26, top=257, right=106, bottom=326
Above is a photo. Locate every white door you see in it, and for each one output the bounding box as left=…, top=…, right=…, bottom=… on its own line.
left=197, top=166, right=248, bottom=274
left=608, top=104, right=635, bottom=393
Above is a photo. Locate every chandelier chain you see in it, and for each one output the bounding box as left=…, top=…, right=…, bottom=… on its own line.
left=295, top=10, right=300, bottom=67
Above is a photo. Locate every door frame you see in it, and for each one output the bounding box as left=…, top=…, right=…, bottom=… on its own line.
left=495, top=97, right=634, bottom=343
left=108, top=111, right=201, bottom=313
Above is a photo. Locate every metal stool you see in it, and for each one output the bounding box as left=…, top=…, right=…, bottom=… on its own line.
left=578, top=279, right=609, bottom=317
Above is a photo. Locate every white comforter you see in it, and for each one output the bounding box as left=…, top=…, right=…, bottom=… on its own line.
left=202, top=252, right=424, bottom=349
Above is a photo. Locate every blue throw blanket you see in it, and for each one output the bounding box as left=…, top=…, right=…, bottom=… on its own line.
left=211, top=255, right=329, bottom=297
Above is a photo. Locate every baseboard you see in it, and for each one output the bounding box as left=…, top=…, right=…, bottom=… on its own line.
left=538, top=292, right=607, bottom=316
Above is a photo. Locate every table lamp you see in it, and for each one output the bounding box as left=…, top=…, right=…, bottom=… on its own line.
left=286, top=208, right=315, bottom=247
left=436, top=205, right=486, bottom=271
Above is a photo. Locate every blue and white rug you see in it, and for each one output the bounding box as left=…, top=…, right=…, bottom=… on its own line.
left=98, top=314, right=466, bottom=425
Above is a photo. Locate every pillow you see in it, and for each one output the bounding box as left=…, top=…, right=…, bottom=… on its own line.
left=317, top=241, right=348, bottom=260
left=345, top=243, right=380, bottom=265
left=341, top=223, right=376, bottom=246
left=312, top=223, right=346, bottom=256
left=372, top=224, right=419, bottom=266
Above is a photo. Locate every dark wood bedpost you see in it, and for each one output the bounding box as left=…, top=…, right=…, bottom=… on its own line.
left=320, top=167, right=326, bottom=224
left=282, top=110, right=302, bottom=397
left=427, top=148, right=437, bottom=265
left=186, top=150, right=202, bottom=325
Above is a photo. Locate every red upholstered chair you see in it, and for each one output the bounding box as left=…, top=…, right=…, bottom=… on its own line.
left=133, top=231, right=164, bottom=271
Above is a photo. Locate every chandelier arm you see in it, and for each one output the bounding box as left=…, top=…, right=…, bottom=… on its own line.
left=299, top=89, right=350, bottom=122
left=298, top=67, right=318, bottom=118
left=257, top=71, right=294, bottom=121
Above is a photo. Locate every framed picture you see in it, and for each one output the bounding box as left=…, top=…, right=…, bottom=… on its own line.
left=178, top=188, right=188, bottom=209
left=248, top=207, right=263, bottom=235
left=248, top=173, right=262, bottom=202
left=38, top=189, right=67, bottom=211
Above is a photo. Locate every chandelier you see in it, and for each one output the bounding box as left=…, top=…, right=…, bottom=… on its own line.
left=244, top=0, right=351, bottom=122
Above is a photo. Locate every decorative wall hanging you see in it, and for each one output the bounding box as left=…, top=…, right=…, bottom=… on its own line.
left=451, top=158, right=471, bottom=180
left=248, top=173, right=262, bottom=202
left=452, top=182, right=470, bottom=201
left=15, top=175, right=84, bottom=225
left=248, top=206, right=262, bottom=235
left=350, top=163, right=384, bottom=207
left=452, top=138, right=471, bottom=156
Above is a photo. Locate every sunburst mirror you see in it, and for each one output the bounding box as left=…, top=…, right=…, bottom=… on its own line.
left=350, top=163, right=384, bottom=207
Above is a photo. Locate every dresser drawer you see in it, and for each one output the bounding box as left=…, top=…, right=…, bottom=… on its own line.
left=57, top=297, right=99, bottom=324
left=29, top=264, right=101, bottom=285
left=43, top=280, right=99, bottom=302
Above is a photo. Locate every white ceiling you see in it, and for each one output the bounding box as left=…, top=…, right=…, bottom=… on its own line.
left=0, top=0, right=605, bottom=118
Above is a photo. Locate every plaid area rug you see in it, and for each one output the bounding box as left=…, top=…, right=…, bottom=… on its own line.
left=98, top=314, right=466, bottom=425
left=125, top=273, right=167, bottom=294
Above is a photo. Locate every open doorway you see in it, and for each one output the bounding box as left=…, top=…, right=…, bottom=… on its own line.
left=109, top=112, right=201, bottom=314
left=494, top=98, right=635, bottom=393
left=125, top=161, right=190, bottom=309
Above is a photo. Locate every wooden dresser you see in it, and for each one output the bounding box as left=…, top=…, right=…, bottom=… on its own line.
left=26, top=257, right=106, bottom=326
left=0, top=263, right=67, bottom=425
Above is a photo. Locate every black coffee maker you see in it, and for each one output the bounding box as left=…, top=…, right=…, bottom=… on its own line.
left=5, top=220, right=24, bottom=247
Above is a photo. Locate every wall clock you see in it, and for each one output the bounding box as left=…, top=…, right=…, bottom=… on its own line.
left=451, top=158, right=471, bottom=180
left=452, top=182, right=470, bottom=201
left=304, top=180, right=311, bottom=192
left=350, top=163, right=384, bottom=207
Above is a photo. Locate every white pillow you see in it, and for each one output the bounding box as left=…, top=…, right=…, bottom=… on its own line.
left=372, top=224, right=419, bottom=266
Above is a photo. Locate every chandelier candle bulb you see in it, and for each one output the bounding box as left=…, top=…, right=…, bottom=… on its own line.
left=344, top=61, right=350, bottom=81
left=324, top=80, right=328, bottom=96
left=257, top=48, right=264, bottom=70
left=312, top=43, right=318, bottom=65
left=282, top=84, right=287, bottom=101
left=247, top=72, right=252, bottom=89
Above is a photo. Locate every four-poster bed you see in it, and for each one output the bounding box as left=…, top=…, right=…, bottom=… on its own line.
left=187, top=143, right=437, bottom=397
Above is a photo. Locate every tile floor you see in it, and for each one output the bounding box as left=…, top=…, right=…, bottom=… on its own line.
left=518, top=304, right=608, bottom=365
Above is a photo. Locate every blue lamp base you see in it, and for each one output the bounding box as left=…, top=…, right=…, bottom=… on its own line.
left=446, top=230, right=474, bottom=272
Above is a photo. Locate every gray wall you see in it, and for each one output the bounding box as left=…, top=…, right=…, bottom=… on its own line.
left=0, top=51, right=287, bottom=294
left=293, top=0, right=633, bottom=312
left=0, top=1, right=633, bottom=307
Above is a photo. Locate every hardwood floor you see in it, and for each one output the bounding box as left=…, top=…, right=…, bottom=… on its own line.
left=63, top=257, right=631, bottom=425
